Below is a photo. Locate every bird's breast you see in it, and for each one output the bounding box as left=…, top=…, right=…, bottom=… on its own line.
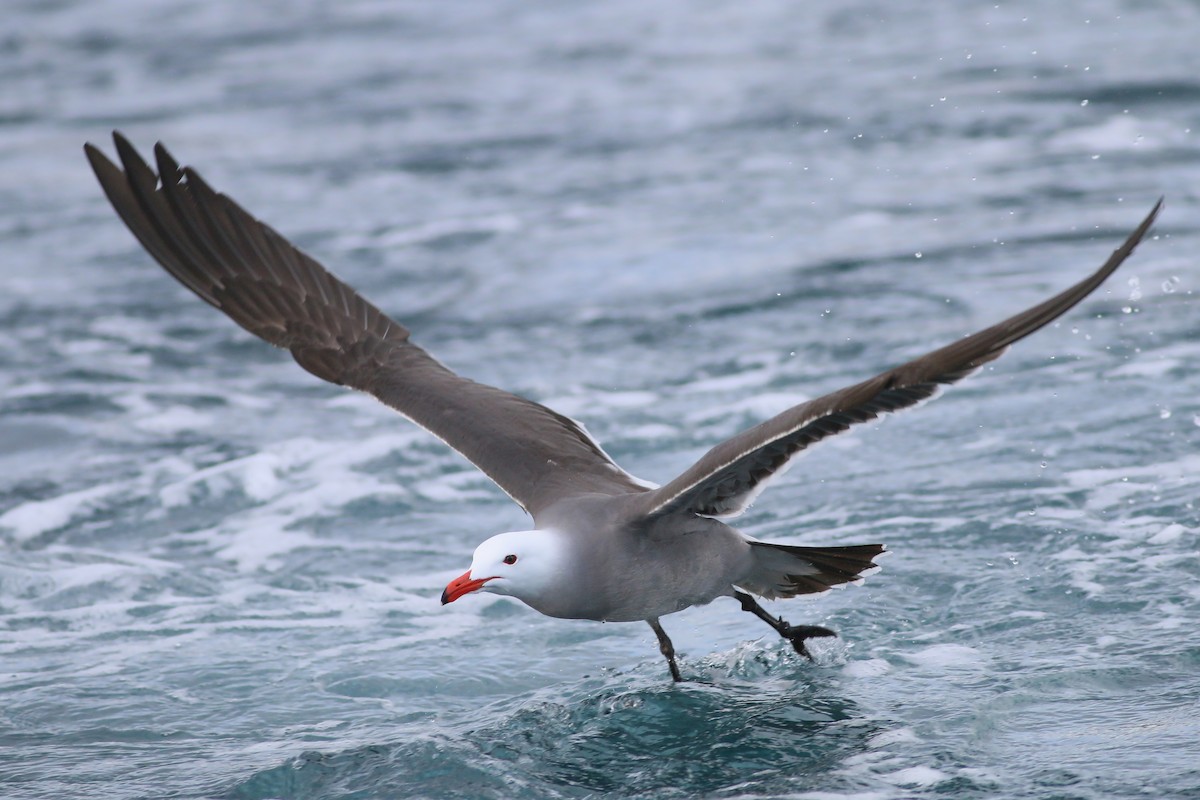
left=521, top=521, right=750, bottom=622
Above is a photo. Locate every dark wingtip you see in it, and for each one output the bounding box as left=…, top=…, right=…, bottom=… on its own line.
left=110, top=130, right=157, bottom=183
left=83, top=131, right=131, bottom=169
left=153, top=140, right=180, bottom=171
left=83, top=139, right=121, bottom=187
left=1100, top=198, right=1164, bottom=276
left=1131, top=197, right=1164, bottom=245
left=1150, top=197, right=1165, bottom=229
left=1147, top=196, right=1165, bottom=224
left=153, top=141, right=183, bottom=187
left=82, top=141, right=105, bottom=169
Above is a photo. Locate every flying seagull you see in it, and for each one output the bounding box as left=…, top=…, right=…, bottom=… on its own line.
left=84, top=132, right=1160, bottom=681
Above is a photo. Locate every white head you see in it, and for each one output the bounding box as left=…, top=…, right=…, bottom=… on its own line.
left=441, top=529, right=570, bottom=608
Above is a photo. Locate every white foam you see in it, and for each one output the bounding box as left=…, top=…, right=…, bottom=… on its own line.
left=843, top=658, right=891, bottom=678
left=214, top=524, right=324, bottom=572
left=1106, top=357, right=1181, bottom=379
left=867, top=727, right=919, bottom=748
left=0, top=482, right=119, bottom=543
left=1062, top=453, right=1200, bottom=515
left=372, top=213, right=521, bottom=248
left=591, top=390, right=660, bottom=409
left=1151, top=602, right=1188, bottom=630
left=133, top=405, right=215, bottom=435
left=1048, top=114, right=1189, bottom=154
left=683, top=365, right=779, bottom=395
left=1052, top=547, right=1106, bottom=597
left=958, top=767, right=1002, bottom=787
left=414, top=470, right=500, bottom=503
left=1027, top=506, right=1087, bottom=525
left=161, top=432, right=421, bottom=511
left=902, top=643, right=985, bottom=670
left=538, top=388, right=660, bottom=418
left=159, top=451, right=286, bottom=507
left=1148, top=523, right=1187, bottom=545
left=881, top=766, right=949, bottom=787
left=834, top=210, right=895, bottom=231
left=617, top=423, right=679, bottom=440
left=684, top=390, right=809, bottom=424
left=960, top=433, right=1008, bottom=451
left=143, top=432, right=427, bottom=571
left=793, top=792, right=895, bottom=800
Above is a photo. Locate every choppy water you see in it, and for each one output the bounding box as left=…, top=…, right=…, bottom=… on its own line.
left=3, top=1, right=1199, bottom=798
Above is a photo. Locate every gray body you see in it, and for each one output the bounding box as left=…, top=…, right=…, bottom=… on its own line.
left=533, top=494, right=752, bottom=621
left=84, top=132, right=1160, bottom=677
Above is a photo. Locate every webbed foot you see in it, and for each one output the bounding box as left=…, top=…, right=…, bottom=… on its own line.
left=779, top=622, right=837, bottom=660
left=734, top=590, right=838, bottom=661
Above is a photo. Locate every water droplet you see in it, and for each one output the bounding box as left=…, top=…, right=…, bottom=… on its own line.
left=1039, top=461, right=1048, bottom=468
left=1080, top=99, right=1089, bottom=106
left=1121, top=306, right=1133, bottom=314
left=914, top=251, right=923, bottom=259
left=1162, top=276, right=1180, bottom=293
left=1193, top=414, right=1200, bottom=427
left=1159, top=408, right=1171, bottom=420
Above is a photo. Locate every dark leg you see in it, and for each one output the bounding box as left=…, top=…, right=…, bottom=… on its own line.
left=732, top=590, right=836, bottom=661
left=647, top=618, right=683, bottom=682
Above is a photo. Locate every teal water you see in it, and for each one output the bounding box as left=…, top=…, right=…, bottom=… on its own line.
left=2, top=1, right=1199, bottom=798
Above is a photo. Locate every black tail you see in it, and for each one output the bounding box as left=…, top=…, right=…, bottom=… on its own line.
left=744, top=542, right=886, bottom=599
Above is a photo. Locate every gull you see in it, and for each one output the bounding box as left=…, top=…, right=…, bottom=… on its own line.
left=84, top=132, right=1160, bottom=681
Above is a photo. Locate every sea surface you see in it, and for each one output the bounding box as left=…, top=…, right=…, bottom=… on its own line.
left=2, top=1, right=1198, bottom=798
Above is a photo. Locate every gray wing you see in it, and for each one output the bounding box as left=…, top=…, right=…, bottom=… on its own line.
left=635, top=200, right=1162, bottom=520
left=84, top=132, right=649, bottom=517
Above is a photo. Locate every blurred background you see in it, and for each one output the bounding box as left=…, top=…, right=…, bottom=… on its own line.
left=1, top=1, right=1197, bottom=798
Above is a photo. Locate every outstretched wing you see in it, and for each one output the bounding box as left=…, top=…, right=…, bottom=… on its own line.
left=635, top=200, right=1162, bottom=520
left=85, top=132, right=650, bottom=517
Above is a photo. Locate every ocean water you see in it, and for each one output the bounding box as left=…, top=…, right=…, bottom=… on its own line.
left=2, top=0, right=1198, bottom=798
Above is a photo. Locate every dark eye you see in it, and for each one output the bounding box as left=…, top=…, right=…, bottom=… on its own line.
left=503, top=554, right=518, bottom=565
